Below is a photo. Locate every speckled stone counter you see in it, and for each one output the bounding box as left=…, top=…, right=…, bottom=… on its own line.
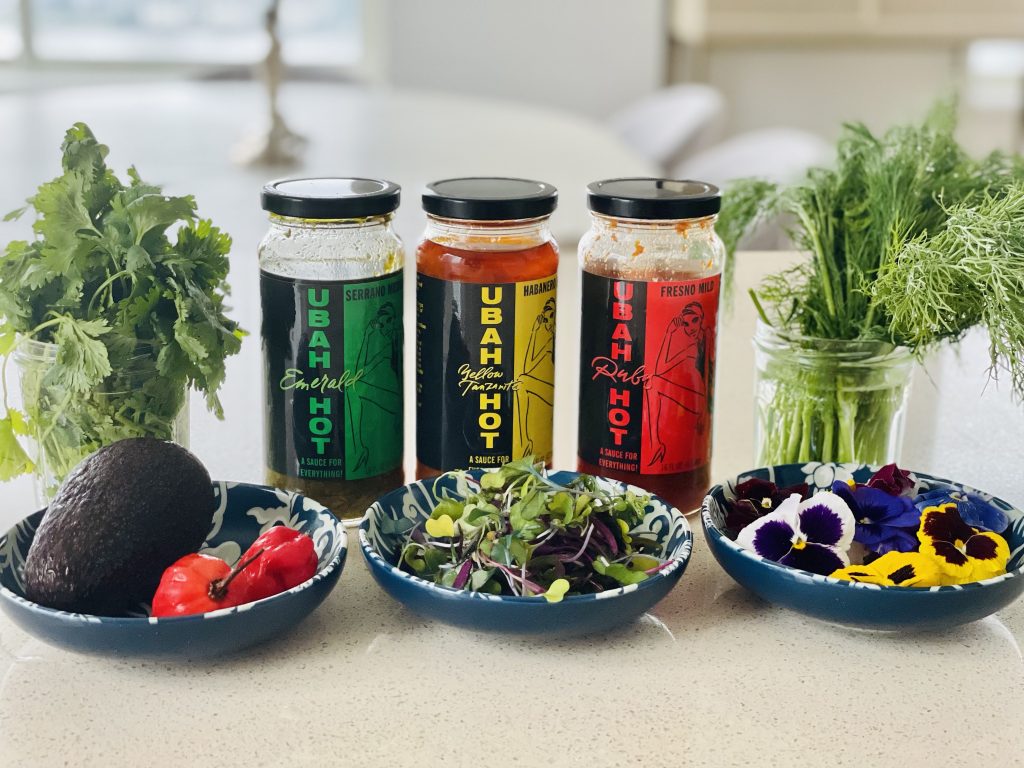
left=2, top=528, right=1022, bottom=767
left=1, top=118, right=1022, bottom=767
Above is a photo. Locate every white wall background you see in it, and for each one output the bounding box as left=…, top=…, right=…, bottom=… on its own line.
left=381, top=0, right=667, bottom=119
left=703, top=47, right=959, bottom=141
left=669, top=0, right=1024, bottom=153
left=687, top=44, right=1020, bottom=154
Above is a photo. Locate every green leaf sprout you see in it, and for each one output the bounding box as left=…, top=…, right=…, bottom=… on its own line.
left=401, top=458, right=664, bottom=598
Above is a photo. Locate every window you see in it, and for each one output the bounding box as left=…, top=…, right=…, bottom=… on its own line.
left=0, top=0, right=20, bottom=60
left=11, top=0, right=362, bottom=66
left=966, top=39, right=1024, bottom=111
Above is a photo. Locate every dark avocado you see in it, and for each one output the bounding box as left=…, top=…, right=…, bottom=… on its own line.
left=23, top=438, right=215, bottom=616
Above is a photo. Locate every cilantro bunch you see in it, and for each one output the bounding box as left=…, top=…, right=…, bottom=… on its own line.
left=0, top=123, right=243, bottom=487
left=400, top=459, right=667, bottom=601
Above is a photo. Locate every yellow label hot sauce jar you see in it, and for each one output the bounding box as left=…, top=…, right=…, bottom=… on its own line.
left=577, top=178, right=724, bottom=513
left=259, top=178, right=404, bottom=518
left=416, top=178, right=559, bottom=477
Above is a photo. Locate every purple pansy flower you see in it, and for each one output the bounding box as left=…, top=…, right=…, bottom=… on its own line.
left=831, top=480, right=920, bottom=554
left=914, top=489, right=1009, bottom=534
left=866, top=464, right=917, bottom=497
left=725, top=478, right=810, bottom=535
left=736, top=492, right=855, bottom=575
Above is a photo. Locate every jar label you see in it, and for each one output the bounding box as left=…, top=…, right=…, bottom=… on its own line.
left=417, top=272, right=557, bottom=471
left=578, top=271, right=720, bottom=475
left=261, top=270, right=403, bottom=481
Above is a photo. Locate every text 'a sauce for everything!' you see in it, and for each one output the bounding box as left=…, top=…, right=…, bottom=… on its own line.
left=577, top=178, right=724, bottom=513
left=416, top=178, right=559, bottom=478
left=259, top=178, right=404, bottom=519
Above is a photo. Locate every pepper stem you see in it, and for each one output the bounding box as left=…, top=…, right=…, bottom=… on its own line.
left=209, top=548, right=264, bottom=601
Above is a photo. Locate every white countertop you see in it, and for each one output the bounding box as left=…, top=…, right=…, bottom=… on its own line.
left=1, top=83, right=1023, bottom=767
left=1, top=250, right=1022, bottom=767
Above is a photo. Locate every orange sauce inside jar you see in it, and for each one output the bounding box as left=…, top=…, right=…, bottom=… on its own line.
left=417, top=235, right=559, bottom=284
left=415, top=180, right=560, bottom=480
left=416, top=235, right=559, bottom=479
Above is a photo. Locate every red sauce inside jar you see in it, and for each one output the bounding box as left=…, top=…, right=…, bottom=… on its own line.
left=576, top=179, right=723, bottom=513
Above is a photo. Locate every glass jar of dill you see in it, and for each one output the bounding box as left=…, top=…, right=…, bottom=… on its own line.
left=259, top=178, right=405, bottom=519
left=753, top=321, right=914, bottom=466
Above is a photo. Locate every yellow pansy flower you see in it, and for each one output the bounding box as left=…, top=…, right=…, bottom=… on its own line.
left=917, top=503, right=1009, bottom=585
left=830, top=551, right=942, bottom=588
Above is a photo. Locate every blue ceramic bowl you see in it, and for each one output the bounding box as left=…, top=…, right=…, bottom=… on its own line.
left=702, top=463, right=1024, bottom=630
left=359, top=470, right=692, bottom=635
left=0, top=481, right=347, bottom=658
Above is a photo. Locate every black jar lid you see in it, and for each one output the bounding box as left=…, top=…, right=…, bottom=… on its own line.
left=587, top=178, right=720, bottom=220
left=422, top=177, right=558, bottom=221
left=261, top=177, right=401, bottom=219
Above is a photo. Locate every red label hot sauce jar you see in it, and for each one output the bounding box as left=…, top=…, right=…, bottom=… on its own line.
left=416, top=178, right=559, bottom=477
left=577, top=178, right=723, bottom=512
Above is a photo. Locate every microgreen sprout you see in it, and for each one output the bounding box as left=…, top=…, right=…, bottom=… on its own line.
left=400, top=458, right=662, bottom=598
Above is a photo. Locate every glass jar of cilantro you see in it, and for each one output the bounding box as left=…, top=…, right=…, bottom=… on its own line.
left=259, top=178, right=404, bottom=519
left=14, top=339, right=190, bottom=503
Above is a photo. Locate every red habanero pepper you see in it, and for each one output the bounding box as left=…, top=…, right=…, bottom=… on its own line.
left=151, top=550, right=263, bottom=618
left=235, top=526, right=318, bottom=602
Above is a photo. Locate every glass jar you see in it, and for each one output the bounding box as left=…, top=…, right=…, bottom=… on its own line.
left=416, top=177, right=559, bottom=477
left=259, top=178, right=404, bottom=519
left=753, top=320, right=915, bottom=466
left=577, top=178, right=724, bottom=513
left=14, top=338, right=189, bottom=503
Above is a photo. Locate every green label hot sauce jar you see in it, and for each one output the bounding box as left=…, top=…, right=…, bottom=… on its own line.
left=416, top=178, right=559, bottom=477
left=259, top=178, right=404, bottom=519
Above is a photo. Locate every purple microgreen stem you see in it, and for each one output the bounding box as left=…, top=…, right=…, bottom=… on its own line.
left=568, top=523, right=596, bottom=562
left=477, top=552, right=545, bottom=595
left=644, top=561, right=674, bottom=575
left=452, top=560, right=473, bottom=589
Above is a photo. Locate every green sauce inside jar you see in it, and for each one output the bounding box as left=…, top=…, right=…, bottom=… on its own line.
left=259, top=178, right=404, bottom=519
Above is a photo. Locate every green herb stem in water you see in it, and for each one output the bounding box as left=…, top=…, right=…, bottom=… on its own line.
left=755, top=336, right=910, bottom=466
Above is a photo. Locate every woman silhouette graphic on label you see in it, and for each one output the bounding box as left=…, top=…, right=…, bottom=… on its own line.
left=347, top=301, right=402, bottom=472
left=644, top=301, right=710, bottom=468
left=516, top=297, right=555, bottom=457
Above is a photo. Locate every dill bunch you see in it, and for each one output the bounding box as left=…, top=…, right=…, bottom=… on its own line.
left=873, top=185, right=1024, bottom=395
left=720, top=102, right=1024, bottom=391
left=720, top=103, right=1024, bottom=464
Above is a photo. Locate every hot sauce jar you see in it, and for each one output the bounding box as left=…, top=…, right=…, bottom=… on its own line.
left=416, top=178, right=559, bottom=477
left=259, top=178, right=404, bottom=519
left=577, top=178, right=724, bottom=513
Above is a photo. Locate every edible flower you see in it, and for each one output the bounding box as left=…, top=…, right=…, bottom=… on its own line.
left=736, top=491, right=855, bottom=575
left=866, top=463, right=917, bottom=497
left=830, top=551, right=942, bottom=587
left=914, top=489, right=1009, bottom=534
left=725, top=477, right=810, bottom=535
left=917, top=503, right=1010, bottom=585
left=831, top=481, right=920, bottom=554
